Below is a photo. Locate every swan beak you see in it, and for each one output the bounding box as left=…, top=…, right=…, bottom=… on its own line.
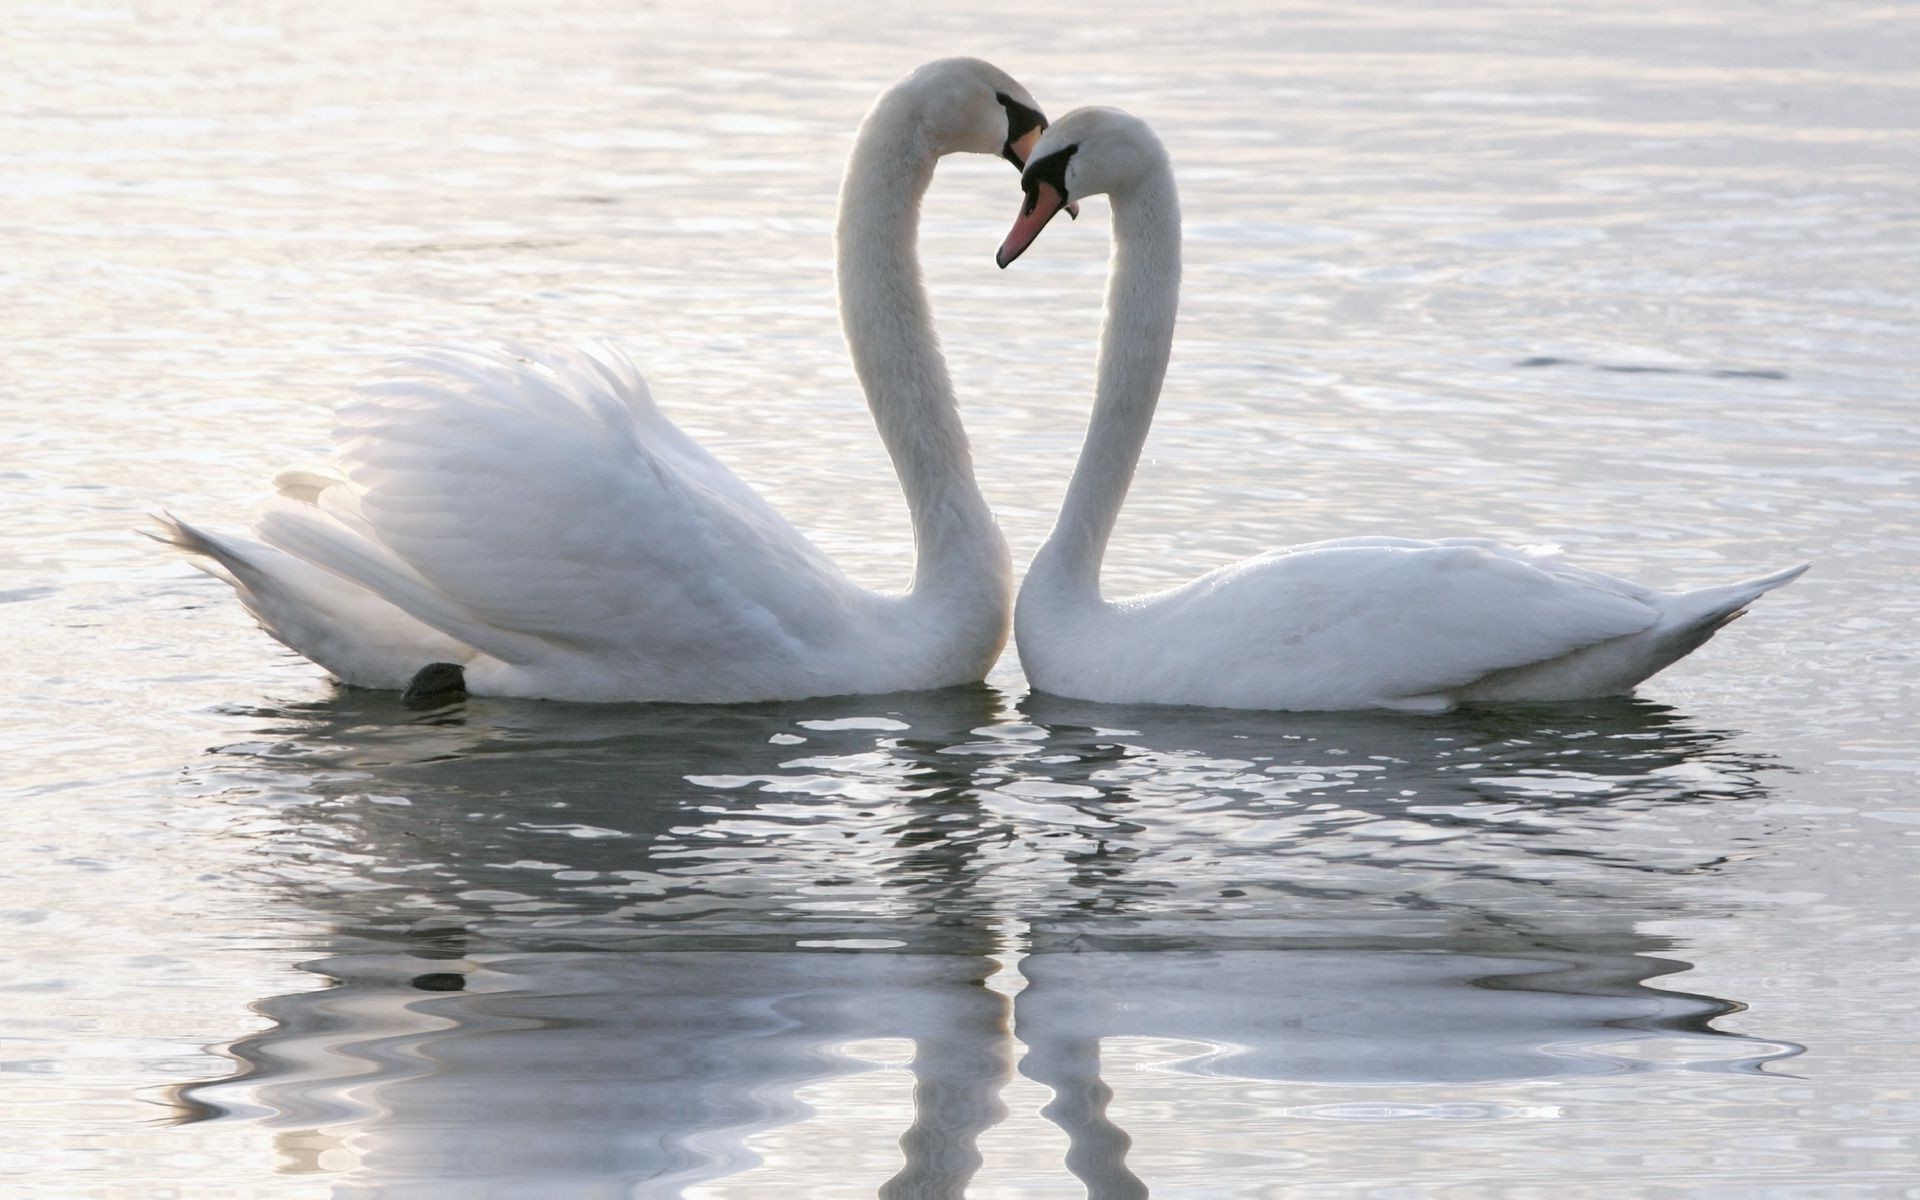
left=1006, top=127, right=1043, bottom=169
left=1004, top=132, right=1079, bottom=216
left=996, top=180, right=1070, bottom=269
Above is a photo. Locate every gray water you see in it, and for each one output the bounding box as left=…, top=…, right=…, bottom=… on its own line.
left=4, top=1, right=1917, bottom=1195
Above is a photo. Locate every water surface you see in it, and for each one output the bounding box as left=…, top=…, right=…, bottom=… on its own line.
left=4, top=1, right=1917, bottom=1195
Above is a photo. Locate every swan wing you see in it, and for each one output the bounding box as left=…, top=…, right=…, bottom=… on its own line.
left=1186, top=542, right=1661, bottom=705
left=256, top=343, right=858, bottom=669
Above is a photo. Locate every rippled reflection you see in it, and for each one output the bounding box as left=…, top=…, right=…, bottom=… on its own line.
left=173, top=688, right=1798, bottom=1193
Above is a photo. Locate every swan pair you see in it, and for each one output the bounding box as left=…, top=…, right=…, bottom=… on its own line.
left=156, top=61, right=1805, bottom=713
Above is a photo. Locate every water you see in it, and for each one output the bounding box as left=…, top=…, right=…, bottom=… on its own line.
left=4, top=1, right=1917, bottom=1194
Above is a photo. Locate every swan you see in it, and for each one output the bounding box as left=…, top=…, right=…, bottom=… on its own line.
left=994, top=107, right=1807, bottom=713
left=152, top=58, right=1059, bottom=704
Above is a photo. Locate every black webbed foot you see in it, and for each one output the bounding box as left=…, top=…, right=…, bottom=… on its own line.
left=402, top=661, right=467, bottom=709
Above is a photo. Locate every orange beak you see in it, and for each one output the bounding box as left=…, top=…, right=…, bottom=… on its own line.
left=1005, top=129, right=1080, bottom=216
left=996, top=180, right=1070, bottom=269
left=1006, top=127, right=1043, bottom=169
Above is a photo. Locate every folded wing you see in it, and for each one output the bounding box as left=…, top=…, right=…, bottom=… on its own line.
left=1198, top=539, right=1661, bottom=704
left=254, top=343, right=860, bottom=672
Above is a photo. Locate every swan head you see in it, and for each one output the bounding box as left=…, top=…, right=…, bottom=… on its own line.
left=996, top=107, right=1167, bottom=268
left=893, top=57, right=1058, bottom=170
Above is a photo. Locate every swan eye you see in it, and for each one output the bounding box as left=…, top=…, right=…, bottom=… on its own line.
left=995, top=91, right=1047, bottom=168
left=1019, top=142, right=1078, bottom=210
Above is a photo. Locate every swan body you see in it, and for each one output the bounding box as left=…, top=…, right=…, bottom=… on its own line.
left=154, top=59, right=1056, bottom=703
left=998, top=108, right=1807, bottom=713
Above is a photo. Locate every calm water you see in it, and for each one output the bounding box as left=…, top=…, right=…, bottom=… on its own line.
left=4, top=1, right=1917, bottom=1195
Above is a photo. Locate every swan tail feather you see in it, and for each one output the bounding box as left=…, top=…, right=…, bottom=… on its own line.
left=1663, top=562, right=1809, bottom=632
left=1457, top=561, right=1808, bottom=701
left=147, top=513, right=473, bottom=688
left=1648, top=561, right=1809, bottom=653
left=145, top=511, right=263, bottom=591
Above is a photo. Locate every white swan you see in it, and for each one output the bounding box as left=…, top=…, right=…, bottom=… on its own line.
left=995, top=107, right=1807, bottom=713
left=153, top=59, right=1059, bottom=704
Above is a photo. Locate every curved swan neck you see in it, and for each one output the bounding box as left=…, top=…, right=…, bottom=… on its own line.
left=835, top=92, right=1008, bottom=605
left=1032, top=163, right=1181, bottom=602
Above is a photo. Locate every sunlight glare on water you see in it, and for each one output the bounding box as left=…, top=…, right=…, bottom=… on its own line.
left=3, top=1, right=1917, bottom=1195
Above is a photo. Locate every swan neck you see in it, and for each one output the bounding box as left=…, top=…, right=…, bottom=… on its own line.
left=836, top=96, right=1008, bottom=609
left=1034, top=166, right=1181, bottom=604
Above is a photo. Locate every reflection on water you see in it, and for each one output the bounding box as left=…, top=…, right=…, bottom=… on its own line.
left=186, top=688, right=1783, bottom=939
left=171, top=689, right=1797, bottom=1193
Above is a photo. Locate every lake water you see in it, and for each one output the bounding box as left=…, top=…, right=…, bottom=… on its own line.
left=4, top=1, right=1917, bottom=1195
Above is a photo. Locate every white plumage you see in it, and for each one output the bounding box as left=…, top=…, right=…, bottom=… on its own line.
left=1019, top=533, right=1806, bottom=712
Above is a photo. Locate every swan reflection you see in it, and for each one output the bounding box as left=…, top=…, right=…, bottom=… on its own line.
left=176, top=687, right=1798, bottom=1194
